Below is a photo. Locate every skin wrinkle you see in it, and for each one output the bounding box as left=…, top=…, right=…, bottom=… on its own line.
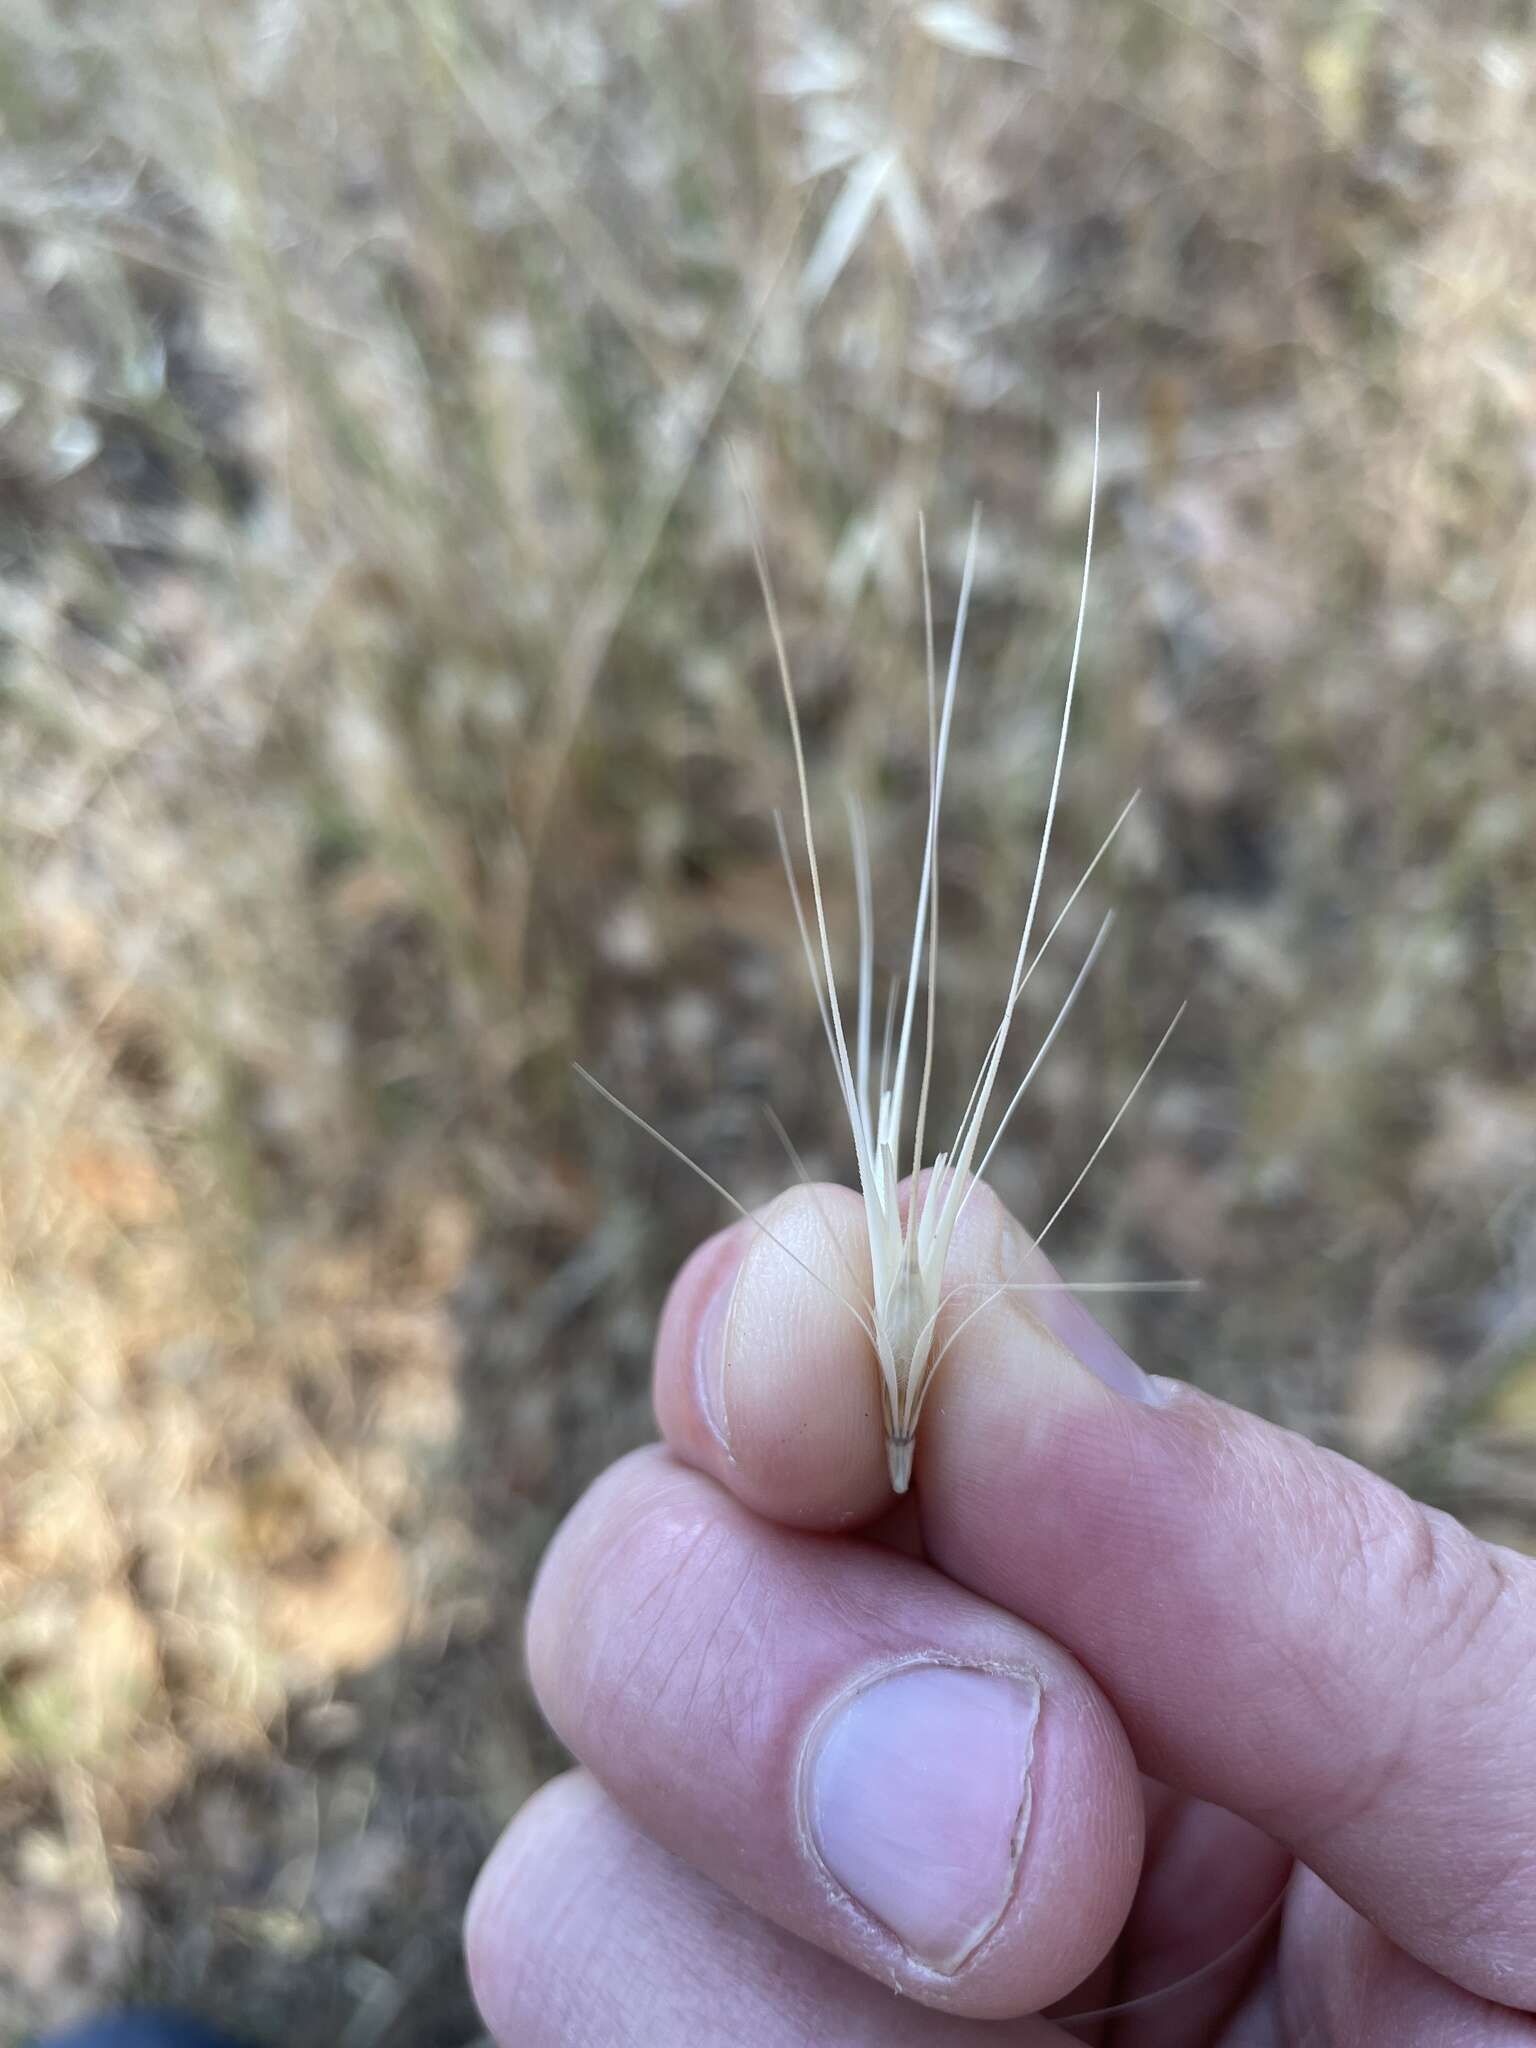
left=1297, top=1489, right=1530, bottom=1905
left=1294, top=1440, right=1524, bottom=1730
left=1026, top=1398, right=1335, bottom=1801
left=540, top=1472, right=747, bottom=1754
left=1268, top=1475, right=1425, bottom=1823
left=644, top=1531, right=753, bottom=1731
left=1274, top=1871, right=1533, bottom=2048
left=690, top=1548, right=778, bottom=1772
left=589, top=1466, right=730, bottom=1639
left=1142, top=1405, right=1475, bottom=1842
left=1188, top=1431, right=1534, bottom=1963
left=1169, top=1414, right=1536, bottom=2010
left=1396, top=1518, right=1525, bottom=1696
left=993, top=1393, right=1418, bottom=1827
left=1441, top=1838, right=1536, bottom=2003
left=814, top=1535, right=937, bottom=1646
left=625, top=1531, right=733, bottom=1708
left=615, top=1528, right=699, bottom=1651
left=1277, top=1498, right=1431, bottom=1832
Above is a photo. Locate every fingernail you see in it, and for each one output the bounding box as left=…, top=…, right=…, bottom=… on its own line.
left=995, top=1213, right=1160, bottom=1404
left=804, top=1663, right=1040, bottom=1974
left=693, top=1225, right=749, bottom=1452
left=1034, top=1287, right=1160, bottom=1402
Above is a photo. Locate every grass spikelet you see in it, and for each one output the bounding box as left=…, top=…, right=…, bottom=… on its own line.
left=582, top=399, right=1189, bottom=1493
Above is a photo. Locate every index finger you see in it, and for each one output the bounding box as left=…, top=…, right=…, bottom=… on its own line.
left=653, top=1180, right=1536, bottom=2010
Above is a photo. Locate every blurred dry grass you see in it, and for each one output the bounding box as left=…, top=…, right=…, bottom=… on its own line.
left=2, top=0, right=1535, bottom=2037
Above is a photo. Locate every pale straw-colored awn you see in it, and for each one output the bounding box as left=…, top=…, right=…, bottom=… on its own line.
left=580, top=401, right=1189, bottom=1493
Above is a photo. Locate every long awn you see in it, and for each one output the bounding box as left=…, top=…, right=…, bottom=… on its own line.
left=579, top=401, right=1189, bottom=1492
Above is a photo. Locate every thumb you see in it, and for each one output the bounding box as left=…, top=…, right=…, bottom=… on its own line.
left=917, top=1182, right=1536, bottom=2012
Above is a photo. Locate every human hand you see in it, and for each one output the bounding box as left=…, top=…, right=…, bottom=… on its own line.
left=466, top=1180, right=1536, bottom=2043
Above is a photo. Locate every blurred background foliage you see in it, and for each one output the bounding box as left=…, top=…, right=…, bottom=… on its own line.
left=2, top=0, right=1535, bottom=2037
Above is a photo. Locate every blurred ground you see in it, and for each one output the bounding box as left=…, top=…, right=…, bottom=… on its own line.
left=2, top=0, right=1535, bottom=2039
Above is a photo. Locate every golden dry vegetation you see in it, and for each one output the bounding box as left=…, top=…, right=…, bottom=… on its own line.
left=2, top=1, right=1535, bottom=2038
